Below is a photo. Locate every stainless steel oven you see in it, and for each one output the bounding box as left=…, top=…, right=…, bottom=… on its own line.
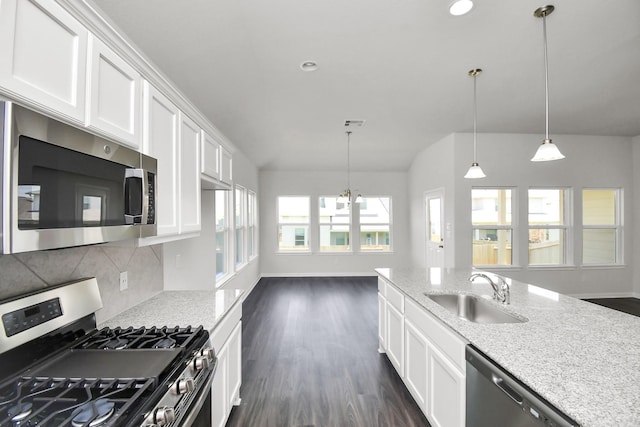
left=1, top=101, right=157, bottom=254
left=0, top=278, right=217, bottom=427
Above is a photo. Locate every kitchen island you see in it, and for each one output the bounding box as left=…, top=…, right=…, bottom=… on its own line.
left=377, top=267, right=640, bottom=427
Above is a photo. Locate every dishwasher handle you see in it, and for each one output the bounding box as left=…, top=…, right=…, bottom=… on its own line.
left=492, top=373, right=524, bottom=405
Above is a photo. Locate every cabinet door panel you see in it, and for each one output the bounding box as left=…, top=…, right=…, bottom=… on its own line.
left=201, top=130, right=220, bottom=181
left=227, top=321, right=242, bottom=407
left=378, top=294, right=387, bottom=352
left=405, top=319, right=428, bottom=410
left=386, top=302, right=404, bottom=377
left=87, top=34, right=141, bottom=148
left=211, top=345, right=228, bottom=427
left=220, top=146, right=232, bottom=185
left=143, top=82, right=179, bottom=235
left=0, top=0, right=87, bottom=121
left=178, top=112, right=201, bottom=233
left=428, top=346, right=465, bottom=427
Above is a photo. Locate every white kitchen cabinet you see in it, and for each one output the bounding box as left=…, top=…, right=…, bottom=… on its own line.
left=210, top=301, right=242, bottom=427
left=0, top=0, right=87, bottom=122
left=219, top=146, right=233, bottom=185
left=143, top=82, right=179, bottom=236
left=378, top=293, right=387, bottom=352
left=404, top=319, right=428, bottom=411
left=427, top=344, right=465, bottom=427
left=201, top=130, right=220, bottom=186
left=386, top=302, right=404, bottom=377
left=86, top=34, right=141, bottom=148
left=178, top=112, right=201, bottom=234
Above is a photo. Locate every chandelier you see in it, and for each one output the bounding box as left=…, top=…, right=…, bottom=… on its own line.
left=337, top=131, right=362, bottom=205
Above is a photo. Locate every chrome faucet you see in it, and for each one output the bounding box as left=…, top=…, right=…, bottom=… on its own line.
left=469, top=273, right=510, bottom=304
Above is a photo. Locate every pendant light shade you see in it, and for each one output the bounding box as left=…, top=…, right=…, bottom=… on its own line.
left=464, top=68, right=486, bottom=179
left=531, top=5, right=565, bottom=162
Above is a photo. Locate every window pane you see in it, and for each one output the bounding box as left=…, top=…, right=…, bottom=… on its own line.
left=361, top=226, right=390, bottom=251
left=235, top=228, right=244, bottom=265
left=319, top=196, right=350, bottom=224
left=583, top=229, right=616, bottom=264
left=529, top=229, right=564, bottom=264
left=278, top=197, right=309, bottom=223
left=278, top=225, right=309, bottom=251
left=583, top=190, right=616, bottom=225
left=472, top=229, right=512, bottom=265
left=471, top=189, right=512, bottom=225
left=319, top=225, right=349, bottom=251
left=215, top=191, right=227, bottom=229
left=235, top=187, right=245, bottom=226
left=529, top=189, right=563, bottom=225
left=429, top=198, right=442, bottom=243
left=360, top=197, right=390, bottom=224
left=247, top=225, right=254, bottom=258
left=216, top=231, right=226, bottom=278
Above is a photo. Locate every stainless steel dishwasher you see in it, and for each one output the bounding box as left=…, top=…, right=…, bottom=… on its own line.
left=466, top=345, right=580, bottom=427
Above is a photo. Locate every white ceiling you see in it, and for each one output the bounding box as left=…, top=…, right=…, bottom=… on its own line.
left=90, top=0, right=640, bottom=172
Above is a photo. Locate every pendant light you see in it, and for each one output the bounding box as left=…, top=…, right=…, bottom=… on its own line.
left=531, top=5, right=565, bottom=162
left=337, top=131, right=362, bottom=205
left=464, top=68, right=486, bottom=179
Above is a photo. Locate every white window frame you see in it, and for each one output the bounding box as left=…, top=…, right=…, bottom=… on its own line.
left=318, top=196, right=351, bottom=253
left=359, top=196, right=392, bottom=252
left=215, top=189, right=232, bottom=286
left=527, top=188, right=572, bottom=267
left=248, top=190, right=258, bottom=260
left=471, top=188, right=516, bottom=268
left=582, top=188, right=622, bottom=266
left=277, top=196, right=311, bottom=253
left=234, top=185, right=247, bottom=269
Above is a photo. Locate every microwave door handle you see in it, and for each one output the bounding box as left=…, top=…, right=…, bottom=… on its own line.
left=124, top=168, right=144, bottom=224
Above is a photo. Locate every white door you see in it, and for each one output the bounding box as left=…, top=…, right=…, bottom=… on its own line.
left=425, top=190, right=445, bottom=269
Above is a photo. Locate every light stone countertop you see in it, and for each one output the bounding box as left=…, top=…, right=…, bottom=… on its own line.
left=376, top=267, right=640, bottom=427
left=99, top=288, right=244, bottom=334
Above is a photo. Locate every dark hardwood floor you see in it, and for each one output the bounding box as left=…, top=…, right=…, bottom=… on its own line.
left=226, top=276, right=430, bottom=427
left=583, top=297, right=640, bottom=317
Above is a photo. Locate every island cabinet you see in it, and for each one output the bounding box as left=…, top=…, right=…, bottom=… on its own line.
left=377, top=277, right=467, bottom=427
left=210, top=300, right=242, bottom=427
left=0, top=0, right=88, bottom=122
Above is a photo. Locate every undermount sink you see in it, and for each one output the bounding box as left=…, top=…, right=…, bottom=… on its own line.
left=425, top=293, right=527, bottom=324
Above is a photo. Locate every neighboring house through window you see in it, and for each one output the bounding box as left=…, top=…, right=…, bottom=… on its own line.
left=472, top=188, right=513, bottom=266
left=277, top=196, right=310, bottom=251
left=583, top=188, right=621, bottom=265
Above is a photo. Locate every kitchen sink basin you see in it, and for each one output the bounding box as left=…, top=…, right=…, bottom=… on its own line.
left=425, top=293, right=527, bottom=324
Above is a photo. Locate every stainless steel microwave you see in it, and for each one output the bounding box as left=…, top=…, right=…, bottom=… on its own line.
left=1, top=101, right=157, bottom=254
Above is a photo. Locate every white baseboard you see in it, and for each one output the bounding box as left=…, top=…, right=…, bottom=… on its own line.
left=260, top=272, right=376, bottom=278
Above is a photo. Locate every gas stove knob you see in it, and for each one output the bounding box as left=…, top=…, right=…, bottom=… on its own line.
left=200, top=347, right=215, bottom=361
left=154, top=406, right=176, bottom=426
left=192, top=355, right=210, bottom=371
left=174, top=377, right=195, bottom=395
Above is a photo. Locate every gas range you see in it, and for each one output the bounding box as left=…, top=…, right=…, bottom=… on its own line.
left=0, top=278, right=216, bottom=427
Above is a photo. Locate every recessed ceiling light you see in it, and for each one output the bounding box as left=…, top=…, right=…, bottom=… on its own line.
left=300, top=61, right=318, bottom=72
left=449, top=0, right=473, bottom=16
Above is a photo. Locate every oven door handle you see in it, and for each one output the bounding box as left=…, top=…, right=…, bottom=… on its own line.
left=180, top=362, right=217, bottom=427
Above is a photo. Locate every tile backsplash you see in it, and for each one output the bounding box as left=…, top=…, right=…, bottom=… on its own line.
left=0, top=245, right=163, bottom=324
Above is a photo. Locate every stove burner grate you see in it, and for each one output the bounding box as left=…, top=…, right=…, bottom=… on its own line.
left=78, top=326, right=204, bottom=351
left=71, top=398, right=115, bottom=427
left=7, top=401, right=33, bottom=422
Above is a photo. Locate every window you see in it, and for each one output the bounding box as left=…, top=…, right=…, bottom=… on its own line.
left=277, top=196, right=310, bottom=251
left=318, top=196, right=350, bottom=251
left=235, top=186, right=246, bottom=267
left=528, top=189, right=568, bottom=265
left=360, top=197, right=391, bottom=251
left=215, top=190, right=230, bottom=282
left=583, top=189, right=621, bottom=265
left=471, top=189, right=513, bottom=266
left=248, top=190, right=258, bottom=259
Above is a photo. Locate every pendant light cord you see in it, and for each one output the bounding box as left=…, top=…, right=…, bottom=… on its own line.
left=543, top=14, right=550, bottom=140
left=473, top=73, right=478, bottom=162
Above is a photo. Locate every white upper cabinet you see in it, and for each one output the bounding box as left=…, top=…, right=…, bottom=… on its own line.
left=86, top=34, right=142, bottom=148
left=143, top=82, right=179, bottom=236
left=201, top=130, right=220, bottom=185
left=220, top=146, right=233, bottom=185
left=0, top=0, right=87, bottom=123
left=178, top=112, right=201, bottom=234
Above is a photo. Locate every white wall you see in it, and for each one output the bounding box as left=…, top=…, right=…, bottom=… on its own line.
left=163, top=149, right=260, bottom=291
left=259, top=170, right=411, bottom=276
left=408, top=134, right=456, bottom=268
